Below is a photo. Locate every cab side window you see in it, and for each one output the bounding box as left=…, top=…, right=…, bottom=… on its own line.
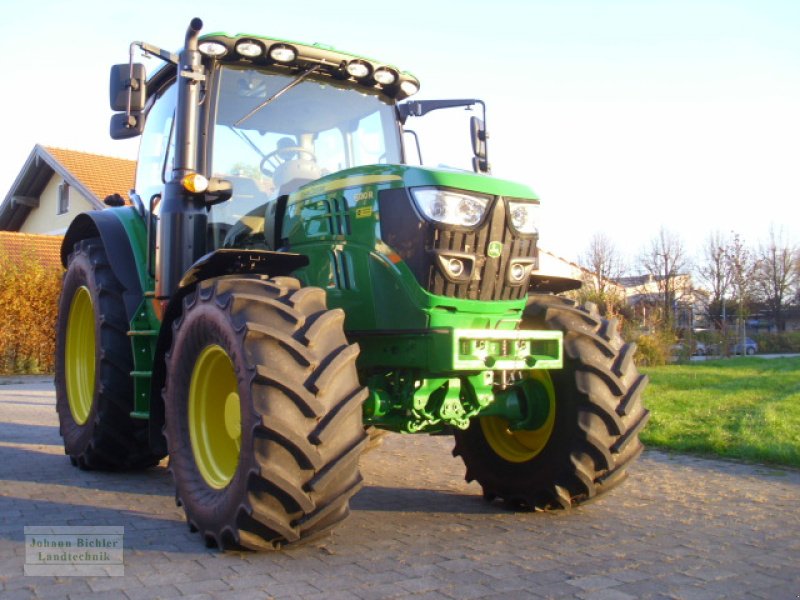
left=135, top=83, right=177, bottom=205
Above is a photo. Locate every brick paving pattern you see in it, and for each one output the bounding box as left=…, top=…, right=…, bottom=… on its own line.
left=1, top=378, right=798, bottom=599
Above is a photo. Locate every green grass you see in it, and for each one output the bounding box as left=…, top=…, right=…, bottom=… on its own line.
left=640, top=357, right=800, bottom=468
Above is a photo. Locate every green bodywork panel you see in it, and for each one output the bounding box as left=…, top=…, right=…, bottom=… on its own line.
left=281, top=164, right=560, bottom=432
left=283, top=164, right=538, bottom=332
left=106, top=207, right=160, bottom=419
left=104, top=164, right=561, bottom=433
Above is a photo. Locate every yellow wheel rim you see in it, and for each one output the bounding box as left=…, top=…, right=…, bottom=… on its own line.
left=480, top=371, right=556, bottom=463
left=189, top=344, right=241, bottom=489
left=65, top=286, right=95, bottom=426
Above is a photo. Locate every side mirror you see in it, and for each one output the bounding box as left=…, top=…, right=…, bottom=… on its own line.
left=110, top=63, right=146, bottom=112
left=110, top=112, right=145, bottom=139
left=470, top=116, right=487, bottom=157
left=470, top=116, right=490, bottom=173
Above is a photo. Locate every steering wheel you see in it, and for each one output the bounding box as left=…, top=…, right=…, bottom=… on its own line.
left=260, top=146, right=316, bottom=176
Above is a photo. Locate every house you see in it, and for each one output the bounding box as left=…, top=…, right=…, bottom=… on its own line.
left=0, top=145, right=136, bottom=235
left=617, top=273, right=706, bottom=329
left=749, top=302, right=800, bottom=332
left=534, top=249, right=627, bottom=297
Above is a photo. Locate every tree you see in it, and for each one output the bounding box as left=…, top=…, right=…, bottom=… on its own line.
left=578, top=233, right=626, bottom=316
left=696, top=231, right=733, bottom=329
left=580, top=233, right=625, bottom=294
left=755, top=226, right=798, bottom=331
left=725, top=233, right=757, bottom=349
left=639, top=227, right=689, bottom=329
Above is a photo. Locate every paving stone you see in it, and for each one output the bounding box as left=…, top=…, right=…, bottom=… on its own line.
left=174, top=578, right=233, bottom=595
left=123, top=584, right=182, bottom=599
left=301, top=591, right=362, bottom=600
left=0, top=588, right=36, bottom=600
left=576, top=589, right=638, bottom=600
left=1, top=380, right=799, bottom=600
left=567, top=575, right=620, bottom=590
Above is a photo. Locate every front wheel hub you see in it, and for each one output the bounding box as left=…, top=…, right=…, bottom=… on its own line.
left=480, top=372, right=556, bottom=463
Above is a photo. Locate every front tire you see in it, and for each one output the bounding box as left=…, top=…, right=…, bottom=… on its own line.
left=55, top=238, right=160, bottom=470
left=453, top=294, right=650, bottom=509
left=164, top=276, right=367, bottom=550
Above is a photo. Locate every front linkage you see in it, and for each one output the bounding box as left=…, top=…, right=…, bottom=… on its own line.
left=363, top=329, right=562, bottom=432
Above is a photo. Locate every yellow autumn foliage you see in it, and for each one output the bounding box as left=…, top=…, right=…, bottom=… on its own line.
left=0, top=250, right=63, bottom=374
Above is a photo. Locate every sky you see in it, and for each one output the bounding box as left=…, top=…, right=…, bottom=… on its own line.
left=1, top=0, right=798, bottom=268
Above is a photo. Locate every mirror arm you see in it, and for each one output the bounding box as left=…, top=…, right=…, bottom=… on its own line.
left=123, top=41, right=179, bottom=123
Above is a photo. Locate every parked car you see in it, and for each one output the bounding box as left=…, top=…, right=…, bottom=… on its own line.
left=670, top=341, right=707, bottom=358
left=733, top=337, right=758, bottom=355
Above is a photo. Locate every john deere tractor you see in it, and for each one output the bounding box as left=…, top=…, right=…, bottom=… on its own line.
left=55, top=18, right=649, bottom=550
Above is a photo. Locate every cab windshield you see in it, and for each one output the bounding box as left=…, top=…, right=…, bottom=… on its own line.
left=208, top=65, right=402, bottom=243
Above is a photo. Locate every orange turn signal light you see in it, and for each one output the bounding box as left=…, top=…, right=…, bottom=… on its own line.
left=181, top=173, right=209, bottom=193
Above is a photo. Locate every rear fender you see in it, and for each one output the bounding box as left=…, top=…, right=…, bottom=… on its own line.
left=61, top=209, right=148, bottom=323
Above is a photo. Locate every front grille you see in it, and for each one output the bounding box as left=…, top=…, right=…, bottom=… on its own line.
left=378, top=189, right=538, bottom=301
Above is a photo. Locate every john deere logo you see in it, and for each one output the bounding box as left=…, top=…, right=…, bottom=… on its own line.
left=487, top=241, right=503, bottom=258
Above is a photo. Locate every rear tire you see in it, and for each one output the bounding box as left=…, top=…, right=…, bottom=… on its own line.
left=164, top=276, right=367, bottom=550
left=453, top=294, right=650, bottom=509
left=55, top=238, right=160, bottom=470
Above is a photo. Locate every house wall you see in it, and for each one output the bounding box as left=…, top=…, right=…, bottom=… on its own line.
left=19, top=176, right=95, bottom=235
left=536, top=251, right=584, bottom=280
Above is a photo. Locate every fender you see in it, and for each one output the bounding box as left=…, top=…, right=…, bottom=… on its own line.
left=61, top=209, right=149, bottom=324
left=146, top=248, right=309, bottom=455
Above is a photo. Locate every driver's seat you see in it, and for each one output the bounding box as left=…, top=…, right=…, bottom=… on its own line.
left=273, top=156, right=322, bottom=196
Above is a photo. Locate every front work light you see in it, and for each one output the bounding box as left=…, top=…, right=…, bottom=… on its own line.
left=507, top=200, right=539, bottom=235
left=346, top=60, right=371, bottom=79
left=269, top=44, right=297, bottom=63
left=400, top=80, right=419, bottom=96
left=235, top=40, right=263, bottom=58
left=411, top=187, right=491, bottom=228
left=374, top=67, right=398, bottom=85
left=199, top=41, right=228, bottom=58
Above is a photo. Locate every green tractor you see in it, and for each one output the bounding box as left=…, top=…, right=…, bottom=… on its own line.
left=55, top=18, right=649, bottom=550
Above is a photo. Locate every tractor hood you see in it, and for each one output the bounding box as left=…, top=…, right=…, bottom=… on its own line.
left=290, top=164, right=539, bottom=202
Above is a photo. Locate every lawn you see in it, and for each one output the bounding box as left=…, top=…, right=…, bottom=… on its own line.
left=640, top=357, right=800, bottom=468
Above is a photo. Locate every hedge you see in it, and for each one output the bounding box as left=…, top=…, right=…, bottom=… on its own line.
left=0, top=251, right=62, bottom=374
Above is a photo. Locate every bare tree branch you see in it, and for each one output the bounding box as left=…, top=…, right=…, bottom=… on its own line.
left=754, top=226, right=799, bottom=331
left=639, top=227, right=689, bottom=328
left=696, top=231, right=733, bottom=328
left=579, top=232, right=625, bottom=295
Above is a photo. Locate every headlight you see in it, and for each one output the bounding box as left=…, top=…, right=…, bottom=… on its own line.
left=411, top=188, right=491, bottom=228
left=506, top=200, right=539, bottom=235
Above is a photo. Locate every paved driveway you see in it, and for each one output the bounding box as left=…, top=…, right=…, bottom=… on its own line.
left=1, top=379, right=798, bottom=599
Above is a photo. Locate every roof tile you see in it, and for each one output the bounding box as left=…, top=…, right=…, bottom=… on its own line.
left=44, top=146, right=136, bottom=203
left=0, top=231, right=63, bottom=270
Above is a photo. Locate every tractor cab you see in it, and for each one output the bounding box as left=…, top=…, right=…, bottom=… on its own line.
left=112, top=27, right=491, bottom=259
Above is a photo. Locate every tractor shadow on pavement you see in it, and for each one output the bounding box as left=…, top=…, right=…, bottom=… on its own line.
left=352, top=485, right=498, bottom=515
left=0, top=440, right=174, bottom=496
left=0, top=422, right=61, bottom=446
